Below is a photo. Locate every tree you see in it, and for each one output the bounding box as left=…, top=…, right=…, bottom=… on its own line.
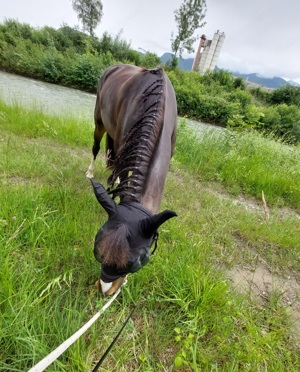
left=171, top=0, right=206, bottom=67
left=72, top=0, right=103, bottom=37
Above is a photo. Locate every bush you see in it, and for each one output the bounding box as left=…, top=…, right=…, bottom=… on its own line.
left=233, top=77, right=246, bottom=90
left=260, top=104, right=300, bottom=143
left=56, top=25, right=87, bottom=53
left=227, top=89, right=252, bottom=108
left=202, top=69, right=236, bottom=90
left=140, top=52, right=161, bottom=68
left=96, top=31, right=132, bottom=61
left=66, top=54, right=100, bottom=91
left=228, top=105, right=264, bottom=130
left=250, top=87, right=271, bottom=104
left=0, top=38, right=44, bottom=76
left=65, top=52, right=116, bottom=91
left=290, top=121, right=300, bottom=142
left=270, top=85, right=300, bottom=106
left=175, top=85, right=240, bottom=124
left=41, top=53, right=65, bottom=83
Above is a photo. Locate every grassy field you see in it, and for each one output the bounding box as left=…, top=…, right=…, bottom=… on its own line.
left=0, top=99, right=300, bottom=371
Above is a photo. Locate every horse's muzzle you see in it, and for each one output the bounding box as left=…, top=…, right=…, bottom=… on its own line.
left=95, top=276, right=126, bottom=296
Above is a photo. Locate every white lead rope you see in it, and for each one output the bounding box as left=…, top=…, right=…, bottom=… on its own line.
left=28, top=288, right=121, bottom=372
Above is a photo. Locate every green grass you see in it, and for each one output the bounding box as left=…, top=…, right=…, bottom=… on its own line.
left=176, top=120, right=300, bottom=210
left=1, top=99, right=300, bottom=371
left=0, top=99, right=92, bottom=147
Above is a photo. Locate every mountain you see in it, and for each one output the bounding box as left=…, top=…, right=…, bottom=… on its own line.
left=287, top=80, right=300, bottom=87
left=160, top=52, right=194, bottom=71
left=231, top=72, right=290, bottom=89
left=160, top=53, right=299, bottom=89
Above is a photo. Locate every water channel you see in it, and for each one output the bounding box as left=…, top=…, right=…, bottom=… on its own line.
left=0, top=70, right=96, bottom=121
left=0, top=70, right=219, bottom=133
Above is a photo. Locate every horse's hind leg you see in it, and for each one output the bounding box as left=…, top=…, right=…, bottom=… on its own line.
left=86, top=118, right=106, bottom=179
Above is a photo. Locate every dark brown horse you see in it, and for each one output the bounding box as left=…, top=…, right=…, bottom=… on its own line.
left=87, top=64, right=177, bottom=295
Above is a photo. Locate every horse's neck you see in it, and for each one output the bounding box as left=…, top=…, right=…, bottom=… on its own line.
left=142, top=84, right=177, bottom=214
left=141, top=131, right=174, bottom=213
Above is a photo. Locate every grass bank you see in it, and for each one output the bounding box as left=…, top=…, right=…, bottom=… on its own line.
left=0, top=99, right=300, bottom=371
left=176, top=121, right=300, bottom=210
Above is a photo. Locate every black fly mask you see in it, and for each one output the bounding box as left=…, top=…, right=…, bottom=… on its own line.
left=91, top=179, right=177, bottom=283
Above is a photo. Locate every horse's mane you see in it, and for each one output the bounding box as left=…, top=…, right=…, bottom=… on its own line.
left=108, top=67, right=165, bottom=202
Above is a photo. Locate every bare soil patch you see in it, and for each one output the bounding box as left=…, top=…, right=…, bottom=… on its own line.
left=228, top=264, right=300, bottom=343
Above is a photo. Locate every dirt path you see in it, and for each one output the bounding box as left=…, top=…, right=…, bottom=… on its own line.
left=217, top=187, right=300, bottom=344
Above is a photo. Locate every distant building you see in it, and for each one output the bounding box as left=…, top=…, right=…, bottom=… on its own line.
left=192, top=31, right=225, bottom=73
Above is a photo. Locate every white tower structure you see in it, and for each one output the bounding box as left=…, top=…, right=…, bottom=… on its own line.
left=192, top=30, right=225, bottom=74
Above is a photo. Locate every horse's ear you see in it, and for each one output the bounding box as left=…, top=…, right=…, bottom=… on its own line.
left=141, top=210, right=177, bottom=237
left=90, top=179, right=117, bottom=216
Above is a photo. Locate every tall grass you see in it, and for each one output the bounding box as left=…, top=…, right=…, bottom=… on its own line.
left=176, top=120, right=300, bottom=210
left=1, top=100, right=300, bottom=370
left=0, top=99, right=92, bottom=147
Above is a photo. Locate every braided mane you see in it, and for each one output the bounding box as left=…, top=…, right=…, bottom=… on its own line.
left=108, top=68, right=165, bottom=202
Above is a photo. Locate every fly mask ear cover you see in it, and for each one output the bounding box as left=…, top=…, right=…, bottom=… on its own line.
left=140, top=210, right=178, bottom=238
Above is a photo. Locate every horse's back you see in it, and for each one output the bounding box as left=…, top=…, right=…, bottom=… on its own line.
left=95, top=64, right=176, bottom=146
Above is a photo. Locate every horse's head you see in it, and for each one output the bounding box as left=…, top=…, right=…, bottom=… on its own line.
left=91, top=179, right=177, bottom=295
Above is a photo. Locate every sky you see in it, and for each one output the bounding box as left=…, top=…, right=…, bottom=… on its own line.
left=1, top=0, right=300, bottom=83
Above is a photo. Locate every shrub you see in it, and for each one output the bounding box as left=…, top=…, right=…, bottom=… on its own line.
left=66, top=54, right=100, bottom=90
left=227, top=89, right=252, bottom=108
left=250, top=87, right=271, bottom=104
left=228, top=105, right=264, bottom=130
left=41, top=54, right=65, bottom=83
left=270, top=85, right=300, bottom=106
left=290, top=121, right=300, bottom=142
left=97, top=31, right=132, bottom=61
left=0, top=38, right=44, bottom=76
left=140, top=52, right=161, bottom=68
left=175, top=85, right=240, bottom=124
left=260, top=104, right=300, bottom=143
left=202, top=69, right=235, bottom=90
left=65, top=52, right=116, bottom=91
left=126, top=50, right=141, bottom=65
left=233, top=76, right=246, bottom=90
left=56, top=25, right=87, bottom=53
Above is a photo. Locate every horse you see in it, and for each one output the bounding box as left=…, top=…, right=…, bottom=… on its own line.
left=87, top=64, right=177, bottom=296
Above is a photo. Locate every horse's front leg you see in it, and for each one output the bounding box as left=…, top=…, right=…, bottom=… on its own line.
left=86, top=117, right=106, bottom=179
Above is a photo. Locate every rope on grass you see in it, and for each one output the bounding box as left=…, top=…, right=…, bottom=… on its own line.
left=27, top=288, right=121, bottom=372
left=91, top=305, right=136, bottom=372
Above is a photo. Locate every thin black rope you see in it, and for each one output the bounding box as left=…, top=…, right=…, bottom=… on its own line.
left=91, top=306, right=136, bottom=372
left=151, top=231, right=159, bottom=255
